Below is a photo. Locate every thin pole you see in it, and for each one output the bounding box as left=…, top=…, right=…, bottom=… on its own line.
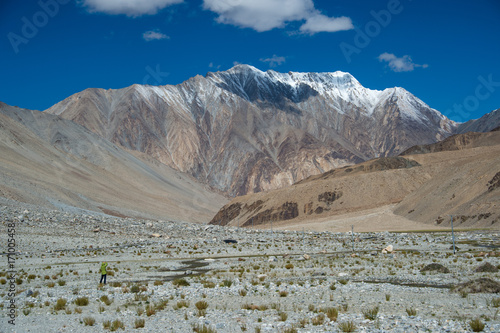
left=351, top=225, right=354, bottom=252
left=302, top=227, right=305, bottom=252
left=450, top=215, right=456, bottom=254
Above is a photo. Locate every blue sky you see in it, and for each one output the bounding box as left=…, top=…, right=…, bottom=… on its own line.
left=1, top=0, right=499, bottom=122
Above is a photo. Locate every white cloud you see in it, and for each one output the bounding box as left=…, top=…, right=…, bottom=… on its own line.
left=300, top=13, right=353, bottom=34
left=202, top=0, right=353, bottom=34
left=209, top=62, right=221, bottom=70
left=81, top=0, right=183, bottom=17
left=143, top=30, right=169, bottom=41
left=378, top=53, right=428, bottom=72
left=260, top=55, right=286, bottom=67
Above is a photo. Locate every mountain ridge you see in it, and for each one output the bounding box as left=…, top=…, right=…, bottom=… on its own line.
left=0, top=102, right=227, bottom=221
left=44, top=65, right=491, bottom=196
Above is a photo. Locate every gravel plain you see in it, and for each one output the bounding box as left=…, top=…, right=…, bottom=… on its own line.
left=1, top=199, right=500, bottom=333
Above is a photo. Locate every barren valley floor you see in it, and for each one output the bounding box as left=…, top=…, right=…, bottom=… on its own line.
left=1, top=201, right=500, bottom=332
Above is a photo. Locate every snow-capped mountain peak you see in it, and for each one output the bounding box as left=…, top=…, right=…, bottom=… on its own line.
left=44, top=64, right=459, bottom=196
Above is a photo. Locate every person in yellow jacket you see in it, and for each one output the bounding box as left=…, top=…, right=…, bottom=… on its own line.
left=100, top=262, right=108, bottom=284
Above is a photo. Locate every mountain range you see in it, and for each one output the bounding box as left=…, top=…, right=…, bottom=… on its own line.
left=44, top=65, right=498, bottom=196
left=1, top=65, right=499, bottom=225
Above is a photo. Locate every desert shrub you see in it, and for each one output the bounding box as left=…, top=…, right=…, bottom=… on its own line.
left=135, top=318, right=145, bottom=328
left=192, top=323, right=216, bottom=333
left=202, top=280, right=216, bottom=288
left=454, top=278, right=500, bottom=294
left=146, top=304, right=156, bottom=316
left=363, top=305, right=379, bottom=320
left=110, top=319, right=125, bottom=331
left=470, top=317, right=485, bottom=332
left=491, top=297, right=500, bottom=308
left=176, top=300, right=189, bottom=309
left=241, top=303, right=253, bottom=310
left=100, top=295, right=112, bottom=306
left=420, top=263, right=450, bottom=273
left=172, top=278, right=190, bottom=287
left=338, top=320, right=356, bottom=332
left=82, top=316, right=95, bottom=326
left=406, top=307, right=417, bottom=316
left=475, top=262, right=499, bottom=273
left=322, top=307, right=338, bottom=321
left=155, top=300, right=169, bottom=311
left=311, top=313, right=325, bottom=325
left=196, top=300, right=208, bottom=317
left=74, top=297, right=89, bottom=306
left=195, top=300, right=208, bottom=310
left=54, top=298, right=67, bottom=311
left=278, top=311, right=288, bottom=321
left=239, top=289, right=247, bottom=296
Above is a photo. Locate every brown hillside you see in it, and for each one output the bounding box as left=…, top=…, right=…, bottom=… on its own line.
left=210, top=131, right=500, bottom=231
left=0, top=103, right=227, bottom=222
left=209, top=156, right=428, bottom=227
left=401, top=131, right=500, bottom=155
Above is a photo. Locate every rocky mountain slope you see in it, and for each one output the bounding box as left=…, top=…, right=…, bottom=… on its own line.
left=210, top=129, right=500, bottom=229
left=0, top=102, right=226, bottom=222
left=400, top=130, right=500, bottom=155
left=457, top=108, right=500, bottom=133
left=45, top=65, right=458, bottom=196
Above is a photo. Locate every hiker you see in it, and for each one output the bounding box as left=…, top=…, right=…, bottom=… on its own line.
left=100, top=262, right=108, bottom=284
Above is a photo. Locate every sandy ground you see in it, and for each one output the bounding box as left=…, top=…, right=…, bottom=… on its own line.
left=273, top=205, right=451, bottom=233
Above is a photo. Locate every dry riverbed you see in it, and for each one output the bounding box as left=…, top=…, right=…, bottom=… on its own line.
left=1, top=201, right=500, bottom=332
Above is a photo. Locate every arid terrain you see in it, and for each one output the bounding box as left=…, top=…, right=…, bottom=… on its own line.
left=211, top=130, right=500, bottom=232
left=1, top=202, right=500, bottom=333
